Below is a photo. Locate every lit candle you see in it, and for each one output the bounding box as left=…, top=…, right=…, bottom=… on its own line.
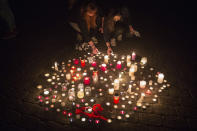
left=85, top=86, right=91, bottom=96
left=140, top=57, right=147, bottom=65
left=91, top=61, right=97, bottom=67
left=66, top=73, right=71, bottom=80
left=145, top=89, right=152, bottom=95
left=37, top=85, right=42, bottom=89
left=116, top=61, right=122, bottom=69
left=113, top=93, right=120, bottom=104
left=74, top=59, right=79, bottom=65
left=108, top=88, right=114, bottom=95
left=92, top=71, right=98, bottom=83
left=68, top=88, right=75, bottom=101
left=54, top=62, right=58, bottom=71
left=127, top=61, right=131, bottom=67
left=140, top=80, right=146, bottom=89
left=136, top=93, right=145, bottom=106
left=114, top=79, right=120, bottom=90
left=132, top=52, right=136, bottom=60
left=81, top=59, right=85, bottom=67
left=157, top=73, right=164, bottom=83
left=127, top=55, right=131, bottom=63
left=77, top=90, right=84, bottom=99
left=104, top=55, right=109, bottom=64
left=83, top=77, right=90, bottom=85
left=129, top=66, right=135, bottom=76
left=101, top=64, right=107, bottom=71
left=44, top=89, right=49, bottom=95
left=131, top=64, right=138, bottom=72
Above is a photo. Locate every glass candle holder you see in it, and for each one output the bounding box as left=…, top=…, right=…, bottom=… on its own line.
left=114, top=93, right=120, bottom=104
left=81, top=60, right=85, bottom=67
left=68, top=88, right=75, bottom=101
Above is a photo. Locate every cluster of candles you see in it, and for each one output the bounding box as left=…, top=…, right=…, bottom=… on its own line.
left=36, top=51, right=170, bottom=124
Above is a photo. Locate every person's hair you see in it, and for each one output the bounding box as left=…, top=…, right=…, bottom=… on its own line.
left=81, top=2, right=98, bottom=32
left=106, top=8, right=122, bottom=32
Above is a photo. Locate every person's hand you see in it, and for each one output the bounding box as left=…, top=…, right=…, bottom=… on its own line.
left=107, top=47, right=113, bottom=55
left=99, top=27, right=104, bottom=34
left=92, top=46, right=99, bottom=55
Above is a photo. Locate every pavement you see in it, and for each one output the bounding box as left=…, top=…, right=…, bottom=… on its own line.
left=0, top=0, right=196, bottom=131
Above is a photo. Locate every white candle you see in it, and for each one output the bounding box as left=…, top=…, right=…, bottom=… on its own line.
left=157, top=73, right=164, bottom=83
left=127, top=55, right=131, bottom=62
left=104, top=55, right=109, bottom=64
left=108, top=88, right=114, bottom=95
left=54, top=62, right=58, bottom=71
left=140, top=80, right=146, bottom=88
left=114, top=79, right=120, bottom=90
left=127, top=61, right=131, bottom=67
left=140, top=57, right=147, bottom=65
left=66, top=73, right=71, bottom=80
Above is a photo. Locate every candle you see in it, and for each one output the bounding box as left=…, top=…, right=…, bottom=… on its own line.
left=66, top=73, right=71, bottom=80
left=140, top=80, right=146, bottom=89
left=91, top=61, right=97, bottom=67
left=81, top=60, right=85, bottom=67
left=85, top=86, right=91, bottom=96
left=68, top=88, right=75, bottom=101
left=127, top=61, right=131, bottom=67
left=145, top=89, right=152, bottom=95
left=54, top=62, right=58, bottom=71
left=84, top=77, right=90, bottom=85
left=114, top=93, right=120, bottom=104
left=140, top=57, right=147, bottom=65
left=157, top=73, right=164, bottom=83
left=129, top=66, right=135, bottom=76
left=44, top=89, right=49, bottom=95
left=77, top=90, right=84, bottom=98
left=37, top=85, right=42, bottom=89
left=127, top=55, right=131, bottom=62
left=74, top=59, right=79, bottom=65
left=132, top=52, right=136, bottom=60
left=101, top=64, right=107, bottom=71
left=92, top=71, right=98, bottom=83
left=131, top=64, right=138, bottom=72
left=70, top=70, right=74, bottom=75
left=104, top=55, right=109, bottom=63
left=108, top=88, right=114, bottom=95
left=114, top=79, right=120, bottom=90
left=116, top=61, right=122, bottom=69
left=136, top=93, right=145, bottom=106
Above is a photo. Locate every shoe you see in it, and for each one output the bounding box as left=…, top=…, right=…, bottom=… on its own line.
left=110, top=38, right=116, bottom=46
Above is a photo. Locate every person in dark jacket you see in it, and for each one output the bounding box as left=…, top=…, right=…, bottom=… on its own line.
left=68, top=1, right=103, bottom=54
left=103, top=7, right=140, bottom=55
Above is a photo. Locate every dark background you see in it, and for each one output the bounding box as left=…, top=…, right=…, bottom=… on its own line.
left=0, top=0, right=196, bottom=130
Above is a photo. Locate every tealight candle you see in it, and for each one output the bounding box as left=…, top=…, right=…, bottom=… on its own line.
left=44, top=90, right=49, bottom=95
left=107, top=119, right=112, bottom=123
left=45, top=73, right=50, bottom=77
left=140, top=80, right=146, bottom=89
left=157, top=73, right=164, bottom=83
left=114, top=79, right=120, bottom=90
left=116, top=61, right=122, bottom=69
left=117, top=116, right=122, bottom=120
left=125, top=114, right=130, bottom=118
left=108, top=88, right=114, bottom=95
left=104, top=55, right=109, bottom=63
left=106, top=102, right=110, bottom=106
left=132, top=52, right=136, bottom=60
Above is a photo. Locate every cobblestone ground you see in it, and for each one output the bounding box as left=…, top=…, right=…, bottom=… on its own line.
left=0, top=0, right=196, bottom=131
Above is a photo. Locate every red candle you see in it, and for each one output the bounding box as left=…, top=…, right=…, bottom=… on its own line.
left=81, top=60, right=85, bottom=67
left=91, top=61, right=97, bottom=67
left=116, top=61, right=122, bottom=69
left=132, top=52, right=136, bottom=60
left=84, top=77, right=90, bottom=85
left=145, top=89, right=152, bottom=95
left=101, top=64, right=107, bottom=71
left=113, top=93, right=119, bottom=104
left=74, top=59, right=79, bottom=65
